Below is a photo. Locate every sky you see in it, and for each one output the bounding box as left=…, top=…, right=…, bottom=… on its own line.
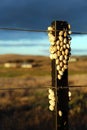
left=0, top=0, right=87, bottom=55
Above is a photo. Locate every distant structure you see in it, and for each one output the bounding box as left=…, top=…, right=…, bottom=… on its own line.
left=4, top=62, right=32, bottom=68
left=21, top=63, right=32, bottom=68
left=69, top=57, right=77, bottom=62
left=4, top=63, right=17, bottom=68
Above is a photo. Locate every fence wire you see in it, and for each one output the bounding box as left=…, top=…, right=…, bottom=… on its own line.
left=0, top=85, right=87, bottom=91
left=0, top=27, right=87, bottom=35
left=0, top=85, right=87, bottom=130
left=0, top=26, right=87, bottom=130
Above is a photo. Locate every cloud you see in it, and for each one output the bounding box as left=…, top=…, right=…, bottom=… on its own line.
left=0, top=0, right=87, bottom=32
left=0, top=0, right=87, bottom=53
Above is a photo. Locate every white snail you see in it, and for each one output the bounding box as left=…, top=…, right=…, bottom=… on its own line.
left=48, top=24, right=71, bottom=80
left=48, top=88, right=55, bottom=111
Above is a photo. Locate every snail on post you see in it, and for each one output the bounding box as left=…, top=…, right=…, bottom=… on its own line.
left=48, top=23, right=71, bottom=80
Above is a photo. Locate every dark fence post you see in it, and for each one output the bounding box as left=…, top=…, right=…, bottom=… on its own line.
left=48, top=21, right=71, bottom=130
left=52, top=60, right=69, bottom=130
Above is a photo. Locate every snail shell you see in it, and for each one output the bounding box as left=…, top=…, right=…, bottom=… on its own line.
left=56, top=59, right=60, bottom=64
left=49, top=100, right=55, bottom=106
left=68, top=24, right=71, bottom=29
left=56, top=65, right=61, bottom=71
left=60, top=62, right=63, bottom=67
left=48, top=26, right=53, bottom=31
left=64, top=38, right=67, bottom=44
left=64, top=31, right=67, bottom=37
left=59, top=36, right=63, bottom=42
left=49, top=105, right=54, bottom=111
left=59, top=55, right=63, bottom=61
left=60, top=42, right=63, bottom=47
left=64, top=65, right=68, bottom=69
left=56, top=40, right=60, bottom=45
left=65, top=49, right=69, bottom=55
left=59, top=70, right=63, bottom=76
left=58, top=74, right=62, bottom=80
left=59, top=31, right=63, bottom=36
left=57, top=51, right=61, bottom=57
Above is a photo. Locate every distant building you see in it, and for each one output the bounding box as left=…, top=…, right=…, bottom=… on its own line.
left=4, top=61, right=33, bottom=69
left=4, top=63, right=17, bottom=68
left=69, top=57, right=77, bottom=62
left=21, top=63, right=32, bottom=68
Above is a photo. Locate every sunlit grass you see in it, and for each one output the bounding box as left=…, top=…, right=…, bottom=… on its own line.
left=69, top=71, right=87, bottom=75
left=0, top=67, right=51, bottom=77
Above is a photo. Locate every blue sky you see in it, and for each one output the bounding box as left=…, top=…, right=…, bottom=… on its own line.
left=0, top=31, right=87, bottom=55
left=0, top=0, right=87, bottom=55
left=71, top=35, right=87, bottom=50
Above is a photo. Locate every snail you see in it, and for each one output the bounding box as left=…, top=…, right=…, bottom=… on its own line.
left=48, top=24, right=71, bottom=80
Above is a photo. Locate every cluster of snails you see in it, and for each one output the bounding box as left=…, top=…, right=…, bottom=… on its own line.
left=48, top=88, right=55, bottom=111
left=48, top=24, right=71, bottom=80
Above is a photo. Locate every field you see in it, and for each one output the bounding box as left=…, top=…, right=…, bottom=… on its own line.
left=0, top=54, right=87, bottom=130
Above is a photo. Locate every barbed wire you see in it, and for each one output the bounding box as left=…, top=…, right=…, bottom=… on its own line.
left=72, top=32, right=87, bottom=35
left=0, top=27, right=47, bottom=32
left=0, top=27, right=87, bottom=34
left=0, top=27, right=87, bottom=91
left=0, top=85, right=86, bottom=91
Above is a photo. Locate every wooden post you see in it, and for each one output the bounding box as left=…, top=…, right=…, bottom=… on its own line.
left=51, top=21, right=69, bottom=130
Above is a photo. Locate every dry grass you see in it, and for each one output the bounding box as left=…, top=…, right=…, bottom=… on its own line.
left=0, top=54, right=87, bottom=130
